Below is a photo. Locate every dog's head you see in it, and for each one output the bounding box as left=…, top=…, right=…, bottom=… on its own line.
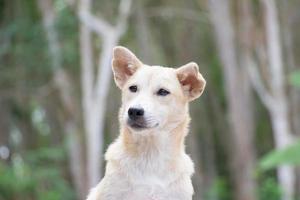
left=112, top=46, right=206, bottom=133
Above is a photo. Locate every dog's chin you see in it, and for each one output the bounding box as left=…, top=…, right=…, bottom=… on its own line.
left=128, top=123, right=148, bottom=131
left=127, top=120, right=159, bottom=132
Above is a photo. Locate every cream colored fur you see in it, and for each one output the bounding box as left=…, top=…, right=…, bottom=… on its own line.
left=86, top=46, right=206, bottom=200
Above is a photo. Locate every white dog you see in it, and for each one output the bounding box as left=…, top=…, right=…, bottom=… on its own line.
left=86, top=46, right=206, bottom=200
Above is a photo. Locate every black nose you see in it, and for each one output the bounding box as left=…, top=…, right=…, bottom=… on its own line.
left=128, top=108, right=144, bottom=120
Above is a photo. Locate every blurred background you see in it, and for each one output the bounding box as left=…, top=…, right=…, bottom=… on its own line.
left=0, top=0, right=300, bottom=199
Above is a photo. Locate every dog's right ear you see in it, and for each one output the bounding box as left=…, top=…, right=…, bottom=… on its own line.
left=112, top=46, right=143, bottom=89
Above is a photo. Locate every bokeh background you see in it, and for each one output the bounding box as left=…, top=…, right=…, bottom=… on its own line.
left=0, top=0, right=300, bottom=200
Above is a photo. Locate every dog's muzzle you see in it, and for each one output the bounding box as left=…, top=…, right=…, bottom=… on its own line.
left=127, top=107, right=148, bottom=130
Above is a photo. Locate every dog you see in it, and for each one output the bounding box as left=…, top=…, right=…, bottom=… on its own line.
left=86, top=46, right=206, bottom=200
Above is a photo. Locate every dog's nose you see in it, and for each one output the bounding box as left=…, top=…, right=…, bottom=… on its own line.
left=128, top=108, right=144, bottom=120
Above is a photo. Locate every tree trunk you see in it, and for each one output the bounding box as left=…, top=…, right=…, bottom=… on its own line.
left=37, top=1, right=86, bottom=198
left=78, top=0, right=132, bottom=188
left=281, top=1, right=300, bottom=197
left=186, top=129, right=204, bottom=200
left=207, top=1, right=256, bottom=200
left=281, top=0, right=300, bottom=138
left=262, top=1, right=295, bottom=199
left=134, top=0, right=154, bottom=63
left=78, top=0, right=100, bottom=188
left=0, top=98, right=10, bottom=160
left=198, top=100, right=219, bottom=200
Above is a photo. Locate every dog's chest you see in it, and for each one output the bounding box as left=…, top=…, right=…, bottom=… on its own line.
left=110, top=173, right=172, bottom=200
left=96, top=140, right=194, bottom=200
left=111, top=156, right=176, bottom=199
left=125, top=156, right=173, bottom=186
left=125, top=178, right=169, bottom=200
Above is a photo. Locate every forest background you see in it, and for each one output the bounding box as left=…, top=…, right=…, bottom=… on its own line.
left=0, top=0, right=300, bottom=200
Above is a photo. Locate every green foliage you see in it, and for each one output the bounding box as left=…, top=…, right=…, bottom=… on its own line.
left=289, top=70, right=300, bottom=88
left=259, top=140, right=300, bottom=170
left=0, top=146, right=75, bottom=200
left=0, top=13, right=52, bottom=90
left=258, top=178, right=282, bottom=200
left=0, top=159, right=34, bottom=199
left=1, top=0, right=300, bottom=199
left=205, top=178, right=231, bottom=200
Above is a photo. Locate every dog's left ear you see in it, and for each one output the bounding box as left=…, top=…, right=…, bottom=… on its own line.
left=176, top=62, right=206, bottom=101
left=112, top=46, right=143, bottom=89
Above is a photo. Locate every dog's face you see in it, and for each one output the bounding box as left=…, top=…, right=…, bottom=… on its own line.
left=112, top=47, right=206, bottom=133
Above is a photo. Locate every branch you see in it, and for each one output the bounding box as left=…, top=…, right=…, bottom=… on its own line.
left=79, top=0, right=132, bottom=39
left=79, top=10, right=114, bottom=36
left=115, top=0, right=133, bottom=37
left=147, top=7, right=208, bottom=23
left=262, top=0, right=285, bottom=92
left=247, top=59, right=275, bottom=111
left=78, top=0, right=94, bottom=128
left=78, top=0, right=132, bottom=38
left=38, top=0, right=62, bottom=70
left=94, top=0, right=132, bottom=98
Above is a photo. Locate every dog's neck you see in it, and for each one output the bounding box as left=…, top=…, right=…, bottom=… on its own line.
left=104, top=115, right=193, bottom=179
left=120, top=115, right=190, bottom=158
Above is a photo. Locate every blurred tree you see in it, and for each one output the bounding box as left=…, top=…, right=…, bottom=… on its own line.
left=37, top=0, right=85, bottom=198
left=247, top=0, right=296, bottom=199
left=78, top=0, right=132, bottom=189
left=1, top=0, right=300, bottom=199
left=207, top=1, right=257, bottom=200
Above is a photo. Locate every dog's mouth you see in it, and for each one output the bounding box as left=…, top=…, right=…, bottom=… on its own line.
left=127, top=119, right=158, bottom=131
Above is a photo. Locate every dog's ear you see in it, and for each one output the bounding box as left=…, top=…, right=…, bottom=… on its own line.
left=176, top=62, right=206, bottom=101
left=112, top=46, right=143, bottom=89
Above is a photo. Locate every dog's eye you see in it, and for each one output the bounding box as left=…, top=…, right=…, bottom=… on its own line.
left=129, top=85, right=138, bottom=93
left=157, top=88, right=170, bottom=96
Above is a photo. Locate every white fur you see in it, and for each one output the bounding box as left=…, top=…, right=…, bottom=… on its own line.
left=86, top=46, right=206, bottom=200
left=87, top=134, right=194, bottom=200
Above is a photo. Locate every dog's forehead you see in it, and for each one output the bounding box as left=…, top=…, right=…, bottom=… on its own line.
left=134, top=65, right=177, bottom=84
